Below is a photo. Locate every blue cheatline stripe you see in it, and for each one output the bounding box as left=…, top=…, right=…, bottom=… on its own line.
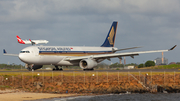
left=39, top=51, right=112, bottom=53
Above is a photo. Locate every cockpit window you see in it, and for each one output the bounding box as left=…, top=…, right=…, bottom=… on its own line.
left=20, top=51, right=30, bottom=53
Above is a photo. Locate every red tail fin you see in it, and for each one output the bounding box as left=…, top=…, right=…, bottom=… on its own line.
left=16, top=35, right=25, bottom=44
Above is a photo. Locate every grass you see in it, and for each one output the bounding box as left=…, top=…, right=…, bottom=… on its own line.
left=0, top=71, right=180, bottom=77
left=142, top=64, right=180, bottom=69
left=157, top=64, right=180, bottom=69
left=0, top=64, right=179, bottom=77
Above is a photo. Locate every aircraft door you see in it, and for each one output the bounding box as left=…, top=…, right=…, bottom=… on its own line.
left=32, top=48, right=39, bottom=56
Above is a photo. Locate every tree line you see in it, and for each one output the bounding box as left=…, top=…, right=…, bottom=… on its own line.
left=0, top=64, right=24, bottom=69
left=108, top=60, right=156, bottom=68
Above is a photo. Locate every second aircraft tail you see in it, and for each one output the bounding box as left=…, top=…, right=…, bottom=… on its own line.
left=16, top=35, right=25, bottom=44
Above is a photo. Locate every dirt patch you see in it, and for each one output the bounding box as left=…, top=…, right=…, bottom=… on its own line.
left=0, top=91, right=80, bottom=101
left=1, top=73, right=180, bottom=94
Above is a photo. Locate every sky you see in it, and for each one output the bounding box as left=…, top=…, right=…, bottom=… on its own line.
left=0, top=0, right=180, bottom=65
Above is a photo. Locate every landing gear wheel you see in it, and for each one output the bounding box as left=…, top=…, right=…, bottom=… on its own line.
left=27, top=67, right=32, bottom=71
left=53, top=66, right=63, bottom=71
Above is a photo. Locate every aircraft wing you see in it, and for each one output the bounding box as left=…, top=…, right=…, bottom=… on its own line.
left=3, top=49, right=19, bottom=56
left=113, top=46, right=142, bottom=52
left=64, top=45, right=177, bottom=61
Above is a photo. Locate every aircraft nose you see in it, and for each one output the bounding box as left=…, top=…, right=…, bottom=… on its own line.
left=19, top=54, right=27, bottom=63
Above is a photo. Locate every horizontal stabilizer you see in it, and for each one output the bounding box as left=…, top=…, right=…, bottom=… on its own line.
left=3, top=49, right=19, bottom=56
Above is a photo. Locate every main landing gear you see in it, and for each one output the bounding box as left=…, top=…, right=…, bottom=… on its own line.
left=83, top=68, right=94, bottom=71
left=53, top=66, right=63, bottom=71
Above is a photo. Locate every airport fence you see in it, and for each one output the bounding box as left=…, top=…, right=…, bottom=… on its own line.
left=0, top=71, right=180, bottom=93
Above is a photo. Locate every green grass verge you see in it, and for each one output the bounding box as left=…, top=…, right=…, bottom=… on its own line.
left=0, top=71, right=180, bottom=77
left=141, top=64, right=180, bottom=69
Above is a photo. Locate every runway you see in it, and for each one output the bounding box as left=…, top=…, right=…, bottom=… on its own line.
left=51, top=69, right=180, bottom=72
left=0, top=69, right=179, bottom=72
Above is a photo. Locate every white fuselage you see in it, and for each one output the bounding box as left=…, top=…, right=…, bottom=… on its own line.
left=23, top=40, right=49, bottom=44
left=19, top=46, right=117, bottom=66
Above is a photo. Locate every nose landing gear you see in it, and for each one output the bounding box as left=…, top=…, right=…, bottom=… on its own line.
left=27, top=67, right=33, bottom=71
left=26, top=64, right=42, bottom=71
left=26, top=64, right=34, bottom=71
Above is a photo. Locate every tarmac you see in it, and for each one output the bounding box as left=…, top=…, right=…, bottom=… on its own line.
left=0, top=69, right=179, bottom=72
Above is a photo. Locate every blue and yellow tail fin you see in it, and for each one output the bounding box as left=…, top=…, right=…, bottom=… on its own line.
left=101, top=21, right=118, bottom=47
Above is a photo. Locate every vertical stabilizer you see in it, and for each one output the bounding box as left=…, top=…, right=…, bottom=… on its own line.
left=3, top=49, right=7, bottom=54
left=101, top=21, right=118, bottom=47
left=16, top=35, right=25, bottom=44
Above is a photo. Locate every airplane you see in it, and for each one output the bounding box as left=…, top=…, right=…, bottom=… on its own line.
left=4, top=21, right=176, bottom=71
left=16, top=35, right=49, bottom=45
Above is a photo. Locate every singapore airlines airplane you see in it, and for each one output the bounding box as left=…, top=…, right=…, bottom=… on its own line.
left=17, top=35, right=49, bottom=45
left=4, top=22, right=176, bottom=71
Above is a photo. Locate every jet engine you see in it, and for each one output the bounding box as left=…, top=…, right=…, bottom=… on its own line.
left=25, top=64, right=43, bottom=71
left=79, top=59, right=97, bottom=70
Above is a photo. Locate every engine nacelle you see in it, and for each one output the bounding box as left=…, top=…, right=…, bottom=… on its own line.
left=79, top=59, right=97, bottom=69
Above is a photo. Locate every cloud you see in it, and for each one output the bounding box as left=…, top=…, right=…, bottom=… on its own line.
left=122, top=0, right=180, bottom=14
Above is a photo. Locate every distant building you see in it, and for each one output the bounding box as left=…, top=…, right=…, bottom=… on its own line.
left=154, top=57, right=168, bottom=65
left=124, top=66, right=134, bottom=69
left=169, top=62, right=176, bottom=65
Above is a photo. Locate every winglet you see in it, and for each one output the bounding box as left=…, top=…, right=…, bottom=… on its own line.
left=29, top=39, right=36, bottom=45
left=3, top=49, right=7, bottom=54
left=169, top=45, right=177, bottom=51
